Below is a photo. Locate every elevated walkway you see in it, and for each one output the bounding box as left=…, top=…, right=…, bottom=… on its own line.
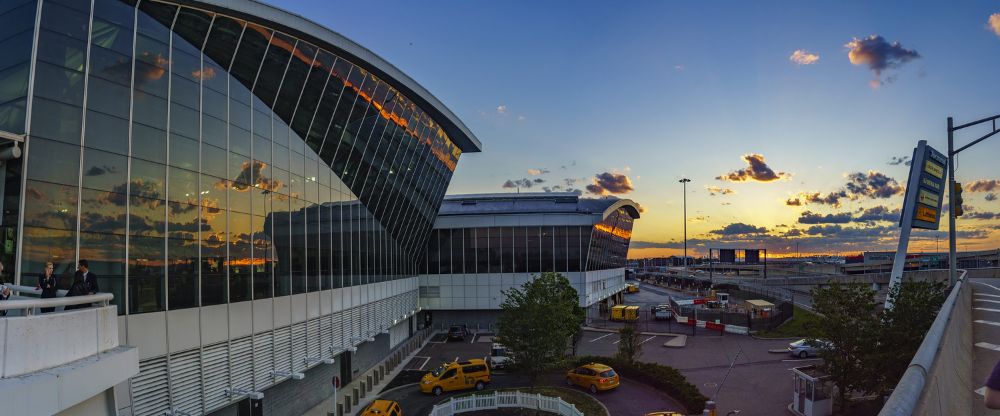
left=0, top=285, right=137, bottom=416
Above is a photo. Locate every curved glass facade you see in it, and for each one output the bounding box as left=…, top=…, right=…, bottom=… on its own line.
left=2, top=0, right=467, bottom=315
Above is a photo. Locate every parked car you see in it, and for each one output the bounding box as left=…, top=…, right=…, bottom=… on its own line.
left=420, top=359, right=491, bottom=396
left=447, top=324, right=469, bottom=341
left=360, top=399, right=402, bottom=416
left=652, top=305, right=673, bottom=320
left=788, top=339, right=830, bottom=358
left=565, top=363, right=620, bottom=394
left=488, top=343, right=514, bottom=369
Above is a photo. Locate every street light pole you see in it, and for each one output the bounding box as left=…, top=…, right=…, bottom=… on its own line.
left=680, top=178, right=691, bottom=271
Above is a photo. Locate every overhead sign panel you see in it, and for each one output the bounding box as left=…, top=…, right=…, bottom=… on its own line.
left=899, top=142, right=947, bottom=230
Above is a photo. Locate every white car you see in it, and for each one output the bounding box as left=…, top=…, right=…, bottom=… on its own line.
left=489, top=343, right=514, bottom=369
left=788, top=339, right=830, bottom=359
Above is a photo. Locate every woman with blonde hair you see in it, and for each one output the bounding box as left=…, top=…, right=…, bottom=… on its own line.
left=36, top=262, right=57, bottom=313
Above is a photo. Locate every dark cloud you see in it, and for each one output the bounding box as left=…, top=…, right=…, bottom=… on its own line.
left=967, top=180, right=1000, bottom=193
left=85, top=165, right=119, bottom=176
left=845, top=171, right=903, bottom=199
left=785, top=198, right=803, bottom=206
left=887, top=156, right=911, bottom=166
left=964, top=211, right=999, bottom=220
left=987, top=193, right=998, bottom=202
left=784, top=228, right=803, bottom=237
left=798, top=211, right=853, bottom=224
left=586, top=172, right=634, bottom=195
left=800, top=191, right=849, bottom=207
left=854, top=205, right=900, bottom=223
left=710, top=222, right=768, bottom=236
left=846, top=35, right=920, bottom=86
left=706, top=186, right=735, bottom=196
left=716, top=154, right=790, bottom=182
left=805, top=224, right=842, bottom=235
left=502, top=178, right=539, bottom=189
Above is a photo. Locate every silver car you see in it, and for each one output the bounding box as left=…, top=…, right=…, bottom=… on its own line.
left=788, top=339, right=828, bottom=358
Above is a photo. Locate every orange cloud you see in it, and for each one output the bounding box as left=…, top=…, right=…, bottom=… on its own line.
left=789, top=49, right=819, bottom=65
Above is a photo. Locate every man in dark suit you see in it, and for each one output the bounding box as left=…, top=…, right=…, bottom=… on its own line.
left=65, top=259, right=99, bottom=310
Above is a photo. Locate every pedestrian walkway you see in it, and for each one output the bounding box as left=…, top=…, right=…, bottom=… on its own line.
left=972, top=278, right=1000, bottom=416
left=303, top=330, right=436, bottom=416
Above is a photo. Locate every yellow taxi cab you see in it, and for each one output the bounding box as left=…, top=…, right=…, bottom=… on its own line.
left=565, top=362, right=620, bottom=393
left=359, top=399, right=402, bottom=416
left=420, top=358, right=491, bottom=396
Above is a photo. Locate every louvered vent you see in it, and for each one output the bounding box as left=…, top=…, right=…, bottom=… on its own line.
left=169, top=349, right=203, bottom=415
left=231, top=336, right=254, bottom=391
left=350, top=307, right=360, bottom=340
left=321, top=314, right=333, bottom=355
left=131, top=356, right=170, bottom=416
left=291, top=323, right=307, bottom=371
left=332, top=310, right=345, bottom=348
left=274, top=326, right=291, bottom=373
left=253, top=331, right=274, bottom=391
left=307, top=318, right=321, bottom=360
left=202, top=342, right=230, bottom=412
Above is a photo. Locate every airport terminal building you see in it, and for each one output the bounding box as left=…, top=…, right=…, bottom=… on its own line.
left=418, top=193, right=640, bottom=328
left=0, top=0, right=480, bottom=415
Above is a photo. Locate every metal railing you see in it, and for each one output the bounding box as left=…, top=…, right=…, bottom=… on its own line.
left=0, top=283, right=112, bottom=315
left=430, top=391, right=585, bottom=416
left=879, top=269, right=969, bottom=416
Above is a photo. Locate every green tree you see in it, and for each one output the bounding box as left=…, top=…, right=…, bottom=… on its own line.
left=495, top=272, right=584, bottom=384
left=616, top=323, right=642, bottom=364
left=811, top=281, right=879, bottom=411
left=871, top=280, right=947, bottom=394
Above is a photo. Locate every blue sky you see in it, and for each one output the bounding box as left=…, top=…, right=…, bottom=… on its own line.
left=272, top=0, right=1000, bottom=257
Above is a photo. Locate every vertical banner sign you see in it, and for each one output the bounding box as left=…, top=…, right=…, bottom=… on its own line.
left=899, top=144, right=947, bottom=230
left=887, top=140, right=947, bottom=310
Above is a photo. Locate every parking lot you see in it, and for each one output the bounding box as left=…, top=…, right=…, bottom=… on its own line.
left=377, top=331, right=684, bottom=415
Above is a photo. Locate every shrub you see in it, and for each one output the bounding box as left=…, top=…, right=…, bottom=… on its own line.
left=570, top=355, right=708, bottom=413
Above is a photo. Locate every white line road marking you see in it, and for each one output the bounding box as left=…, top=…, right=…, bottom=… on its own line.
left=470, top=334, right=477, bottom=344
left=974, top=281, right=1000, bottom=293
left=416, top=356, right=431, bottom=370
left=975, top=299, right=1000, bottom=305
left=639, top=336, right=656, bottom=345
left=975, top=307, right=1000, bottom=313
left=976, top=293, right=1000, bottom=299
left=589, top=333, right=613, bottom=343
left=976, top=342, right=1000, bottom=352
left=976, top=386, right=986, bottom=397
left=454, top=356, right=459, bottom=363
left=974, top=320, right=1000, bottom=328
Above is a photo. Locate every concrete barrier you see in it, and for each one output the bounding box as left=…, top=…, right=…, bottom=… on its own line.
left=879, top=271, right=973, bottom=416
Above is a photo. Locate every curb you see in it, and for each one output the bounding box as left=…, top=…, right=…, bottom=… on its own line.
left=377, top=381, right=421, bottom=397
left=582, top=327, right=688, bottom=337
left=750, top=334, right=803, bottom=341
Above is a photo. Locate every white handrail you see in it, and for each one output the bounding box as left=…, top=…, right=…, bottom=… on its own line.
left=430, top=391, right=584, bottom=416
left=0, top=283, right=113, bottom=314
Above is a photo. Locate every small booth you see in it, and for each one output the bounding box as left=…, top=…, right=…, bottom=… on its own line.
left=790, top=365, right=833, bottom=416
left=745, top=299, right=775, bottom=318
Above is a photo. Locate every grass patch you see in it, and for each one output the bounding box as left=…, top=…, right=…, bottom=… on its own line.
left=454, top=386, right=606, bottom=416
left=755, top=305, right=822, bottom=338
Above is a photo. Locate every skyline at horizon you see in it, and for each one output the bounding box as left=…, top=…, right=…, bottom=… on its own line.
left=271, top=0, right=1000, bottom=259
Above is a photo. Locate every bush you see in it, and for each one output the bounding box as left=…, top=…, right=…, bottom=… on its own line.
left=570, top=355, right=708, bottom=413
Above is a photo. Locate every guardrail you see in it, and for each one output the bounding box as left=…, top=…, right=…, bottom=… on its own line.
left=879, top=269, right=971, bottom=416
left=429, top=391, right=584, bottom=416
left=0, top=283, right=112, bottom=315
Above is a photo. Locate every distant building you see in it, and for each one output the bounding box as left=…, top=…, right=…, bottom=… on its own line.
left=418, top=193, right=640, bottom=328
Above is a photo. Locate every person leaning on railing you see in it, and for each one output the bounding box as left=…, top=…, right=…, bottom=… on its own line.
left=65, top=260, right=99, bottom=310
left=0, top=284, right=10, bottom=317
left=36, top=262, right=57, bottom=313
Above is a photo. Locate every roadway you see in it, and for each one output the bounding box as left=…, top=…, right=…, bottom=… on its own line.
left=971, top=278, right=1000, bottom=416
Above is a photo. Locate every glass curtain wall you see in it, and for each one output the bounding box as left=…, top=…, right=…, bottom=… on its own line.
left=16, top=0, right=464, bottom=315
left=423, top=224, right=633, bottom=275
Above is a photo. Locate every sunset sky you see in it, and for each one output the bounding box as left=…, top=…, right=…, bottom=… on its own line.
left=273, top=0, right=1000, bottom=258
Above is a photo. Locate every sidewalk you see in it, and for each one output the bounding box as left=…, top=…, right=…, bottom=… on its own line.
left=303, top=329, right=436, bottom=416
left=972, top=279, right=1000, bottom=416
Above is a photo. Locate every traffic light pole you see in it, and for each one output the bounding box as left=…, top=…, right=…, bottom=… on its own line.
left=947, top=113, right=1000, bottom=288
left=948, top=117, right=956, bottom=288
